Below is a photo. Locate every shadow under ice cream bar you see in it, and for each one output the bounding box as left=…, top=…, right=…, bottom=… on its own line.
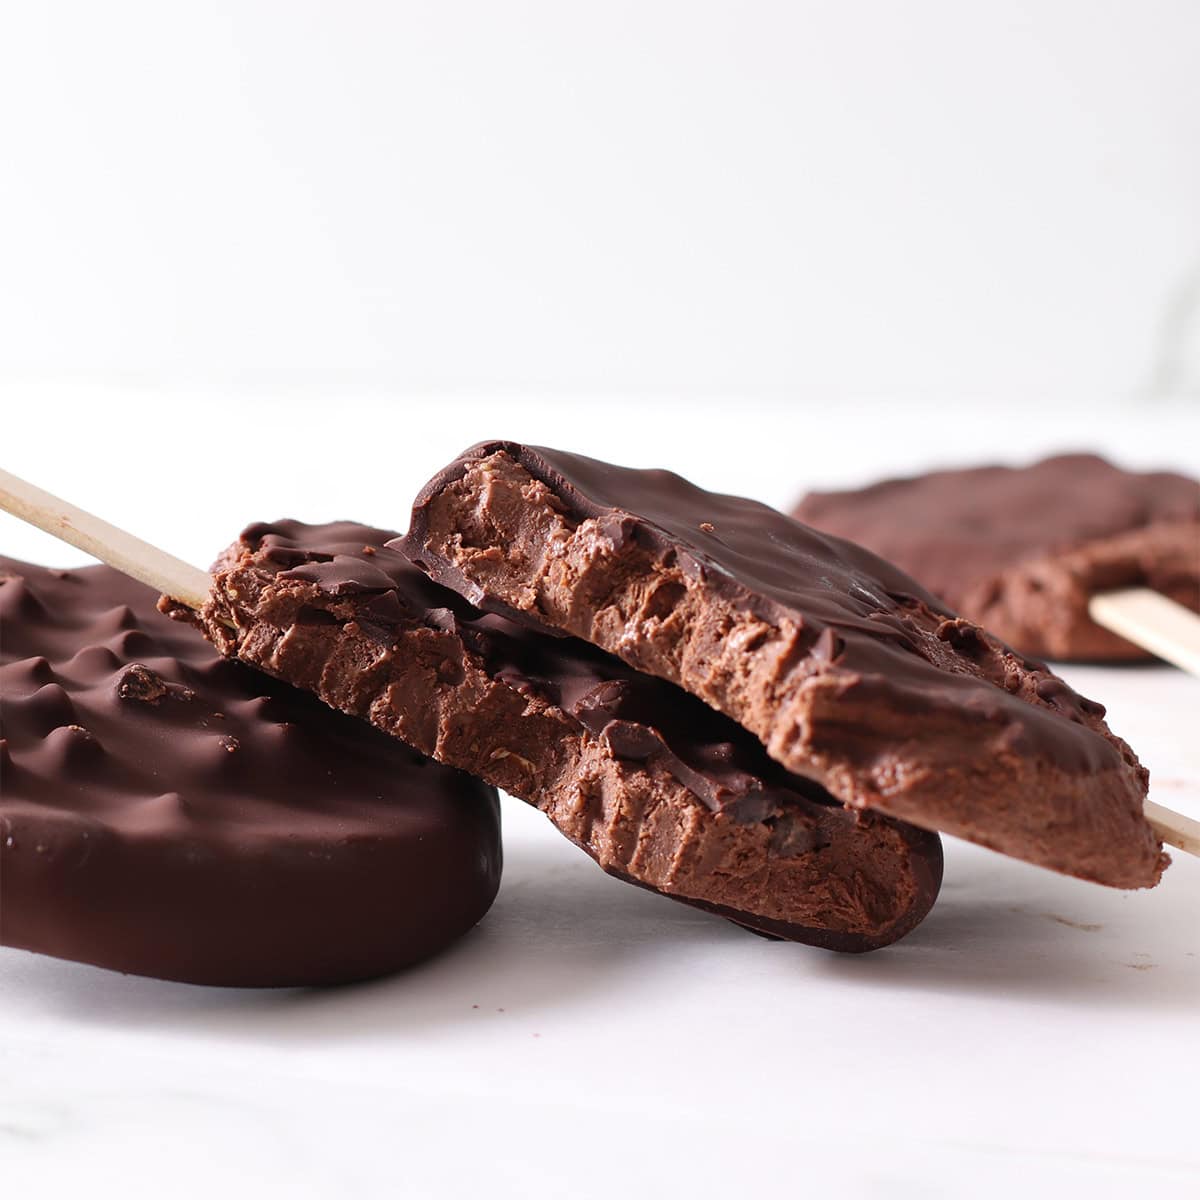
left=399, top=442, right=1171, bottom=890
left=167, top=521, right=943, bottom=952
left=793, top=454, right=1200, bottom=662
left=0, top=557, right=501, bottom=986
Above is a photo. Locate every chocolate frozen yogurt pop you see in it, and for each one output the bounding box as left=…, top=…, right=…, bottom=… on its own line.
left=397, top=442, right=1198, bottom=887
left=793, top=454, right=1200, bottom=666
left=0, top=471, right=943, bottom=951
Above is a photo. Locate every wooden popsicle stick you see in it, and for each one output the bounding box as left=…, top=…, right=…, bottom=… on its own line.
left=1, top=464, right=1197, bottom=861
left=1145, top=800, right=1200, bottom=857
left=1089, top=587, right=1200, bottom=677
left=0, top=466, right=211, bottom=609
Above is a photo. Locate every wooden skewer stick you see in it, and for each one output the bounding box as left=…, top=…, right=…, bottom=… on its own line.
left=1089, top=588, right=1200, bottom=678
left=1, top=464, right=1197, bottom=859
left=1145, top=800, right=1200, bottom=857
left=0, top=467, right=210, bottom=609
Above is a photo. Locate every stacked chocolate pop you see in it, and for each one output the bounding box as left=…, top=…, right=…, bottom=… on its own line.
left=3, top=442, right=1180, bottom=985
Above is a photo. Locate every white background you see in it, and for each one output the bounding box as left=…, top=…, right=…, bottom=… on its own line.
left=1, top=4, right=1199, bottom=1198
left=1, top=1, right=1199, bottom=401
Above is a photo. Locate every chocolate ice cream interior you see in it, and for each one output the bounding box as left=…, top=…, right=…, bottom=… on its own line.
left=398, top=441, right=1166, bottom=890
left=793, top=453, right=1200, bottom=661
left=170, top=520, right=944, bottom=952
left=1, top=556, right=502, bottom=986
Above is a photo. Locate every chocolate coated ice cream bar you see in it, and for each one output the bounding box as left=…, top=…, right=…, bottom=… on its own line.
left=1, top=556, right=501, bottom=986
left=399, top=442, right=1165, bottom=890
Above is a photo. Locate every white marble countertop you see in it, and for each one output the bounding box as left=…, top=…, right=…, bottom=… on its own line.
left=2, top=390, right=1198, bottom=1198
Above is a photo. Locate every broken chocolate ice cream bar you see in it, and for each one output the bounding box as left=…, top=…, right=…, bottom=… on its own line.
left=398, top=442, right=1166, bottom=890
left=1, top=557, right=501, bottom=986
left=168, top=521, right=944, bottom=952
left=793, top=453, right=1200, bottom=662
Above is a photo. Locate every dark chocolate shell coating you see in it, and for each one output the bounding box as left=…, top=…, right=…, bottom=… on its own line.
left=1, top=557, right=502, bottom=987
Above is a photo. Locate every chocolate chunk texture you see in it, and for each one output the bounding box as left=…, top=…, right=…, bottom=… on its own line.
left=1, top=557, right=501, bottom=986
left=170, top=521, right=944, bottom=952
left=794, top=454, right=1200, bottom=661
left=399, top=442, right=1166, bottom=890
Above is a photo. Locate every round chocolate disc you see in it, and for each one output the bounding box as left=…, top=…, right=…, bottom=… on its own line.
left=1, top=557, right=502, bottom=987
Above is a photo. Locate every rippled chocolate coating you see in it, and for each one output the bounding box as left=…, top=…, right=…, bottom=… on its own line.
left=1, top=557, right=501, bottom=986
left=174, top=521, right=944, bottom=952
left=400, top=442, right=1164, bottom=889
left=794, top=454, right=1200, bottom=661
